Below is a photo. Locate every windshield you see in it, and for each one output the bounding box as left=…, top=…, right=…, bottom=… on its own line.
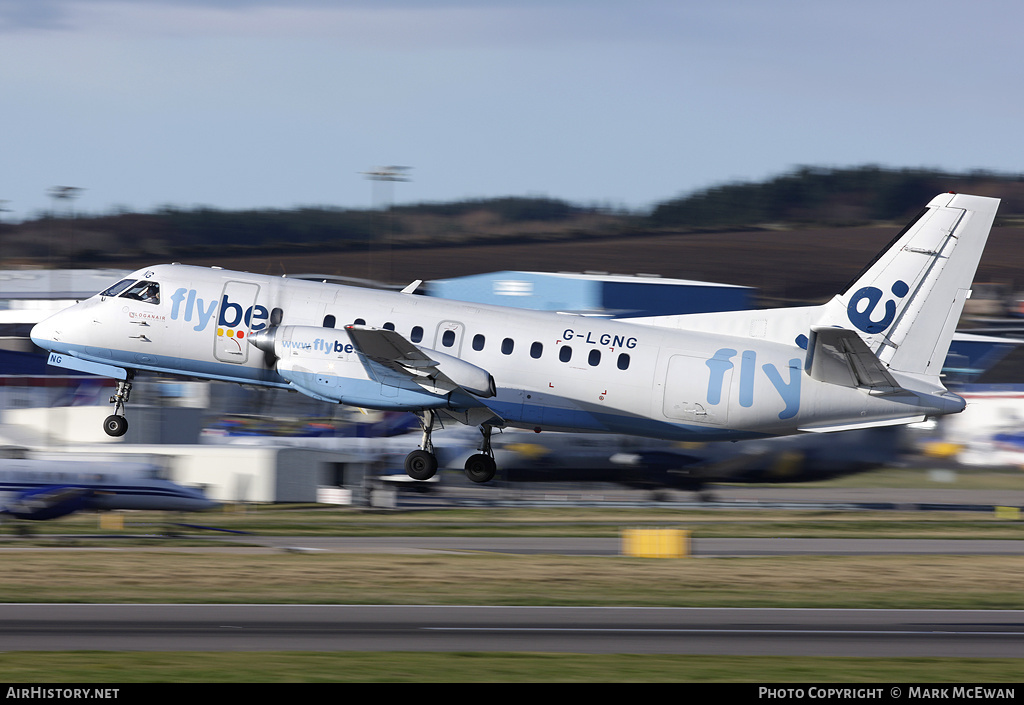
left=100, top=279, right=136, bottom=298
left=120, top=280, right=160, bottom=304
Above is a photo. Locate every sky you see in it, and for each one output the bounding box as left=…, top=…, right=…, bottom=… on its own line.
left=2, top=0, right=1023, bottom=221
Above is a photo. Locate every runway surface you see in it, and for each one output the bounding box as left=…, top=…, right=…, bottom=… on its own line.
left=3, top=604, right=1022, bottom=656
left=6, top=536, right=1024, bottom=558
left=8, top=536, right=1024, bottom=556
left=222, top=536, right=1024, bottom=556
left=406, top=481, right=1024, bottom=511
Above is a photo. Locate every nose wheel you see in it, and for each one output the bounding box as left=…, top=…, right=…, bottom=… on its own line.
left=103, top=376, right=133, bottom=438
left=103, top=414, right=128, bottom=437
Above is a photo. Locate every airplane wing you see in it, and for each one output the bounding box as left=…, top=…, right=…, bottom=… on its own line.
left=345, top=325, right=496, bottom=399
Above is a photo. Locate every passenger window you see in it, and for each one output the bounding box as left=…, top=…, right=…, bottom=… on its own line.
left=411, top=326, right=424, bottom=343
left=617, top=353, right=631, bottom=370
left=559, top=346, right=572, bottom=363
left=353, top=318, right=365, bottom=326
left=501, top=338, right=514, bottom=355
left=383, top=322, right=395, bottom=331
left=323, top=315, right=336, bottom=328
left=530, top=342, right=543, bottom=359
left=121, top=280, right=160, bottom=304
left=442, top=330, right=456, bottom=347
left=472, top=334, right=485, bottom=351
left=588, top=349, right=601, bottom=366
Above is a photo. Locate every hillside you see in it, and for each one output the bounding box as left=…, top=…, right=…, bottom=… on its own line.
left=5, top=166, right=1024, bottom=307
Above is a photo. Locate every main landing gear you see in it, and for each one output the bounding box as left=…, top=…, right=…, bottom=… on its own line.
left=404, top=410, right=439, bottom=481
left=103, top=375, right=133, bottom=437
left=464, top=425, right=497, bottom=484
left=402, top=412, right=498, bottom=484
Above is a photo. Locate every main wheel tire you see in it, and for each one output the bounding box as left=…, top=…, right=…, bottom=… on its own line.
left=404, top=449, right=438, bottom=481
left=103, top=414, right=129, bottom=437
left=464, top=453, right=497, bottom=484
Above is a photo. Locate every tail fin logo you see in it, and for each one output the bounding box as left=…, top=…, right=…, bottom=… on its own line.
left=847, top=280, right=909, bottom=334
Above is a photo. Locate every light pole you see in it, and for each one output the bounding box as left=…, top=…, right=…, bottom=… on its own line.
left=47, top=186, right=83, bottom=265
left=48, top=186, right=82, bottom=217
left=361, top=166, right=411, bottom=282
left=362, top=166, right=412, bottom=207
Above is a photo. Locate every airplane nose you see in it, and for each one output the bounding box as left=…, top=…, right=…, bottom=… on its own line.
left=30, top=318, right=56, bottom=351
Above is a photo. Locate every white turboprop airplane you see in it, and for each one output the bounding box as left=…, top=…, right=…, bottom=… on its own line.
left=30, top=193, right=999, bottom=484
left=0, top=459, right=218, bottom=521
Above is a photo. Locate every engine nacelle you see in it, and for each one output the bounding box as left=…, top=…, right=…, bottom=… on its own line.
left=249, top=325, right=495, bottom=403
left=413, top=346, right=496, bottom=398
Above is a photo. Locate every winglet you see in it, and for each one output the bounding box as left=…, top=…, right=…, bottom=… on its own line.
left=401, top=280, right=423, bottom=295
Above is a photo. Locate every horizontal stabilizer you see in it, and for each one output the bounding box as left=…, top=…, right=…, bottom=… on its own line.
left=806, top=326, right=902, bottom=392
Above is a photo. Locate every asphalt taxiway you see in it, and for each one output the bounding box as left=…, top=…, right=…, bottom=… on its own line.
left=198, top=535, right=1024, bottom=557
left=7, top=536, right=1024, bottom=556
left=2, top=604, right=1022, bottom=657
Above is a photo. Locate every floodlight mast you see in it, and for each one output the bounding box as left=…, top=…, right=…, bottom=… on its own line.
left=361, top=167, right=413, bottom=281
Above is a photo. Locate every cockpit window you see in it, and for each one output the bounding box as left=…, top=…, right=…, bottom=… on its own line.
left=121, top=280, right=160, bottom=304
left=100, top=279, right=136, bottom=298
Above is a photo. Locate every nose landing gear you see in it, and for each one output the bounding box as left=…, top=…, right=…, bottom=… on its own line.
left=103, top=375, right=133, bottom=438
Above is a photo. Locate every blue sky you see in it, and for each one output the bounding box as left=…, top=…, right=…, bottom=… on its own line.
left=2, top=0, right=1022, bottom=221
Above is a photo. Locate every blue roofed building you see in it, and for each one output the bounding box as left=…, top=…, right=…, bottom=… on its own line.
left=426, top=270, right=754, bottom=318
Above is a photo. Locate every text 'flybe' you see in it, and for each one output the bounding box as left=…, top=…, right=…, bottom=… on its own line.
left=169, top=288, right=271, bottom=332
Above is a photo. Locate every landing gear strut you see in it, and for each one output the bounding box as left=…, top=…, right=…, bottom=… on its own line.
left=464, top=425, right=497, bottom=484
left=404, top=410, right=439, bottom=481
left=103, top=375, right=133, bottom=438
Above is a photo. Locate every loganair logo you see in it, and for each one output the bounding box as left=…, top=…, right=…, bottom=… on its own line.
left=847, top=280, right=909, bottom=334
left=169, top=288, right=272, bottom=334
left=706, top=348, right=801, bottom=420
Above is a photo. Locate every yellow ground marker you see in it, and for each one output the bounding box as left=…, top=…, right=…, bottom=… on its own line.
left=621, top=528, right=690, bottom=558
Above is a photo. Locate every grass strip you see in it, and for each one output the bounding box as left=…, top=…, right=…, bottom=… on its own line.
left=0, top=652, right=1020, bottom=683
left=0, top=553, right=1022, bottom=609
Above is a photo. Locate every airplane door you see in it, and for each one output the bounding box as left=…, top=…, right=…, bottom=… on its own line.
left=434, top=321, right=465, bottom=356
left=214, top=281, right=260, bottom=364
left=663, top=353, right=731, bottom=426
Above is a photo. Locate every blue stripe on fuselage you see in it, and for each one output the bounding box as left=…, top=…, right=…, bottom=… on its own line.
left=65, top=344, right=767, bottom=442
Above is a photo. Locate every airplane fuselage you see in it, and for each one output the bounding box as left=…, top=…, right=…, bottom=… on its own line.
left=32, top=263, right=958, bottom=443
